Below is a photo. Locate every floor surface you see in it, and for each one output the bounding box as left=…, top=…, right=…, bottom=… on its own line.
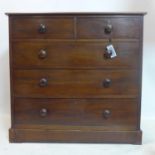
left=0, top=115, right=155, bottom=155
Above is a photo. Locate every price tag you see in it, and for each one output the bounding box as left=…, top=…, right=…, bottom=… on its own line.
left=106, top=44, right=117, bottom=58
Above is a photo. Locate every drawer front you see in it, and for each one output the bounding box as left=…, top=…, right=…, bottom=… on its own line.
left=12, top=41, right=139, bottom=69
left=11, top=16, right=74, bottom=39
left=13, top=70, right=139, bottom=98
left=77, top=17, right=140, bottom=39
left=14, top=98, right=138, bottom=130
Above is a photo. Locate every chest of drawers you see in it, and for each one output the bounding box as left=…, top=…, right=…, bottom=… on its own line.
left=7, top=12, right=146, bottom=144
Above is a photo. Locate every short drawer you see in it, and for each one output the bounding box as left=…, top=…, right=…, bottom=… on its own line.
left=11, top=16, right=74, bottom=39
left=13, top=69, right=139, bottom=98
left=77, top=17, right=140, bottom=39
left=12, top=41, right=140, bottom=69
left=14, top=98, right=138, bottom=130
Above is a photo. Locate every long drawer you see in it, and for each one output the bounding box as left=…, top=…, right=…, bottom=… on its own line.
left=12, top=41, right=140, bottom=69
left=14, top=98, right=138, bottom=130
left=13, top=69, right=139, bottom=98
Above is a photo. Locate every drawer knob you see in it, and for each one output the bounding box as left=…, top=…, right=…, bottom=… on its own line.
left=40, top=108, right=48, bottom=117
left=103, top=109, right=111, bottom=119
left=39, top=78, right=48, bottom=87
left=104, top=49, right=112, bottom=59
left=38, top=24, right=46, bottom=33
left=104, top=24, right=112, bottom=34
left=103, top=78, right=111, bottom=88
left=38, top=49, right=47, bottom=59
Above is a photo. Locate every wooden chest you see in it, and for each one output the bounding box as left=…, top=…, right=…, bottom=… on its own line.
left=7, top=12, right=146, bottom=144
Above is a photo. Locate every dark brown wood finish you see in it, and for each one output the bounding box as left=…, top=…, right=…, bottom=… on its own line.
left=77, top=17, right=141, bottom=39
left=13, top=69, right=139, bottom=98
left=6, top=12, right=147, bottom=16
left=11, top=17, right=74, bottom=39
left=9, top=129, right=142, bottom=144
left=7, top=12, right=146, bottom=144
left=12, top=41, right=140, bottom=69
left=14, top=98, right=138, bottom=130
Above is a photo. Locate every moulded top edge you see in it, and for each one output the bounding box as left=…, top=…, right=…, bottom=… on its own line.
left=5, top=12, right=147, bottom=16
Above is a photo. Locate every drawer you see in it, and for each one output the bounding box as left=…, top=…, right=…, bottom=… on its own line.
left=11, top=16, right=74, bottom=39
left=13, top=70, right=139, bottom=98
left=12, top=41, right=139, bottom=69
left=77, top=17, right=140, bottom=39
left=14, top=98, right=138, bottom=130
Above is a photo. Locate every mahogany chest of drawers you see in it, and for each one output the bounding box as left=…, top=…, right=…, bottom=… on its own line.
left=7, top=12, right=146, bottom=144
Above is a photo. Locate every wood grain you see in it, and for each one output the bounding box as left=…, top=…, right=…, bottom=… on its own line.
left=11, top=16, right=74, bottom=39
left=12, top=41, right=140, bottom=69
left=14, top=98, right=138, bottom=130
left=7, top=13, right=145, bottom=144
left=9, top=128, right=142, bottom=144
left=77, top=17, right=141, bottom=39
left=13, top=69, right=139, bottom=98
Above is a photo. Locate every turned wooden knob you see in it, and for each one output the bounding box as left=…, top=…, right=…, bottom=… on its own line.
left=38, top=24, right=46, bottom=33
left=104, top=49, right=112, bottom=59
left=40, top=108, right=48, bottom=117
left=38, top=49, right=47, bottom=59
left=104, top=24, right=113, bottom=34
left=103, top=109, right=111, bottom=119
left=103, top=78, right=111, bottom=88
left=39, top=78, right=48, bottom=87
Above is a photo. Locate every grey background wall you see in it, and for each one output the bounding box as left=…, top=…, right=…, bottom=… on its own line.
left=0, top=0, right=154, bottom=120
